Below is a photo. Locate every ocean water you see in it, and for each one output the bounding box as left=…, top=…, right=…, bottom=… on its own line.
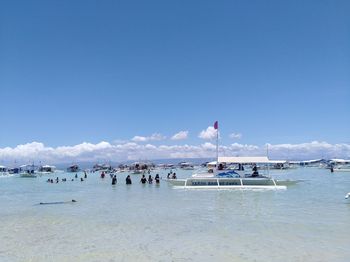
left=0, top=168, right=349, bottom=262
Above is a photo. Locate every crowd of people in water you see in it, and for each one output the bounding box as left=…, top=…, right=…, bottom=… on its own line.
left=46, top=172, right=88, bottom=183
left=45, top=170, right=178, bottom=185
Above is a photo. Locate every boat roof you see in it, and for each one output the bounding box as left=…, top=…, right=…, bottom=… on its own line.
left=289, top=159, right=323, bottom=164
left=269, top=160, right=287, bottom=164
left=42, top=165, right=55, bottom=168
left=218, top=156, right=269, bottom=164
left=330, top=159, right=350, bottom=163
left=20, top=164, right=33, bottom=168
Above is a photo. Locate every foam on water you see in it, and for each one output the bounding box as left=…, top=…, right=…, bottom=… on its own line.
left=0, top=168, right=349, bottom=261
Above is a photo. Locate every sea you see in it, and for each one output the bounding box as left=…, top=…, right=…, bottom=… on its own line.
left=0, top=167, right=349, bottom=262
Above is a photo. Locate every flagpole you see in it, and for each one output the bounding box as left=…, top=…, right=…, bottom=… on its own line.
left=216, top=123, right=219, bottom=163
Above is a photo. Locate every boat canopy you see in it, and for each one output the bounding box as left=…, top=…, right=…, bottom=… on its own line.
left=330, top=159, right=350, bottom=163
left=268, top=160, right=287, bottom=164
left=218, top=156, right=269, bottom=164
left=42, top=165, right=55, bottom=168
left=289, top=159, right=323, bottom=164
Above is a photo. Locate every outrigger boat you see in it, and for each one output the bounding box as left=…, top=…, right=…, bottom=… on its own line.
left=38, top=165, right=56, bottom=175
left=19, top=164, right=37, bottom=178
left=0, top=165, right=9, bottom=176
left=328, top=159, right=350, bottom=172
left=168, top=156, right=295, bottom=190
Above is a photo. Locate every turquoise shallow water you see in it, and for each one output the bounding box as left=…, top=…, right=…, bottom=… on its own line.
left=0, top=168, right=349, bottom=262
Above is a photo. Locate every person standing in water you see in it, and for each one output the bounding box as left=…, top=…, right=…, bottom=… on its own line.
left=155, top=174, right=160, bottom=184
left=112, top=175, right=117, bottom=185
left=140, top=174, right=147, bottom=184
left=148, top=175, right=153, bottom=184
left=126, top=175, right=132, bottom=185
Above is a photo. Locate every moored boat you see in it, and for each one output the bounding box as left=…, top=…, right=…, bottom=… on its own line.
left=67, top=164, right=80, bottom=173
left=328, top=159, right=350, bottom=172
left=0, top=165, right=9, bottom=176
left=38, top=165, right=56, bottom=174
left=167, top=156, right=298, bottom=190
left=179, top=162, right=194, bottom=170
left=19, top=164, right=37, bottom=178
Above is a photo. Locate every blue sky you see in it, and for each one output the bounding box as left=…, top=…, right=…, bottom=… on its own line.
left=0, top=0, right=349, bottom=151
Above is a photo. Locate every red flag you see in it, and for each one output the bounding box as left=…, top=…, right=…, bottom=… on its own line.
left=214, top=121, right=218, bottom=130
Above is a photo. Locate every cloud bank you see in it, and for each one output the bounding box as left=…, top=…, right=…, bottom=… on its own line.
left=0, top=141, right=349, bottom=165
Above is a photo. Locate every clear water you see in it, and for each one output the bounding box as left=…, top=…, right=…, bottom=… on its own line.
left=0, top=168, right=349, bottom=262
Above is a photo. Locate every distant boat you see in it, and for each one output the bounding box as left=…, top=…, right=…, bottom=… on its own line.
left=0, top=165, right=9, bottom=176
left=268, top=160, right=291, bottom=170
left=38, top=165, right=56, bottom=174
left=19, top=164, right=37, bottom=178
left=179, top=162, right=194, bottom=170
left=157, top=163, right=175, bottom=170
left=129, top=162, right=154, bottom=174
left=93, top=163, right=112, bottom=173
left=67, top=164, right=80, bottom=173
left=8, top=167, right=20, bottom=174
left=328, top=159, right=350, bottom=172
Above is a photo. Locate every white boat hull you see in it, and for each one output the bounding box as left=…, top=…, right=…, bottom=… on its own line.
left=174, top=185, right=286, bottom=190
left=166, top=177, right=287, bottom=190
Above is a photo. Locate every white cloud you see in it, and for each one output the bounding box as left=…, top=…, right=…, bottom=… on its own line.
left=131, top=133, right=166, bottom=142
left=201, top=142, right=216, bottom=150
left=229, top=133, right=242, bottom=139
left=198, top=126, right=217, bottom=140
left=131, top=136, right=147, bottom=142
left=171, top=131, right=189, bottom=140
left=0, top=141, right=349, bottom=165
